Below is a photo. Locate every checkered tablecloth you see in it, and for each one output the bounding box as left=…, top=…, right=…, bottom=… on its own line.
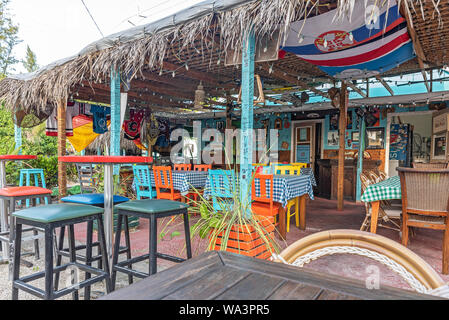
left=203, top=174, right=314, bottom=208
left=299, top=168, right=317, bottom=187
left=360, top=175, right=402, bottom=203
left=149, top=171, right=208, bottom=194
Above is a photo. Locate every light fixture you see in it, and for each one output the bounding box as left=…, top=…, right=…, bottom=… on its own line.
left=194, top=82, right=206, bottom=109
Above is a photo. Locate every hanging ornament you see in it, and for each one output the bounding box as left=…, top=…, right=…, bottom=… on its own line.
left=194, top=82, right=206, bottom=109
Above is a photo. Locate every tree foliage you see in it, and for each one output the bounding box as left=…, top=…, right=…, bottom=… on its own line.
left=0, top=0, right=21, bottom=76
left=22, top=45, right=38, bottom=73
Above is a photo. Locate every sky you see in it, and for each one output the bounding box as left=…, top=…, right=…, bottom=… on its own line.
left=8, top=0, right=203, bottom=74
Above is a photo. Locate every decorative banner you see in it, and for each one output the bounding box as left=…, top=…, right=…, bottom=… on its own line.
left=123, top=108, right=145, bottom=141
left=67, top=115, right=110, bottom=152
left=281, top=0, right=414, bottom=79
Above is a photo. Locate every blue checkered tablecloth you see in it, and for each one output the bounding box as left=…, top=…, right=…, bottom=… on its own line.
left=299, top=168, right=317, bottom=187
left=149, top=171, right=208, bottom=194
left=360, top=175, right=401, bottom=203
left=203, top=174, right=314, bottom=208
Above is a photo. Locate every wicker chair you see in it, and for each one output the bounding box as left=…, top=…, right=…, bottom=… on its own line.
left=397, top=167, right=449, bottom=274
left=273, top=230, right=448, bottom=296
left=412, top=163, right=449, bottom=169
left=360, top=171, right=401, bottom=232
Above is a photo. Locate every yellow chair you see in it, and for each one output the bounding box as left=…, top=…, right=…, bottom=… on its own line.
left=291, top=162, right=308, bottom=169
left=274, top=165, right=302, bottom=232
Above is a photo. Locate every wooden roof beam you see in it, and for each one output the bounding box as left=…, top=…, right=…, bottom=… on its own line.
left=130, top=79, right=194, bottom=100
left=375, top=76, right=394, bottom=96
left=401, top=1, right=430, bottom=92
left=346, top=81, right=367, bottom=98
left=162, top=61, right=234, bottom=89
left=259, top=63, right=329, bottom=99
left=76, top=83, right=190, bottom=108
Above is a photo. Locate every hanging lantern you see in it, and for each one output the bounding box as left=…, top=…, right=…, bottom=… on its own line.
left=194, top=82, right=206, bottom=109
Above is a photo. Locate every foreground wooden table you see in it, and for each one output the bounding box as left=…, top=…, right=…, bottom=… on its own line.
left=101, top=251, right=439, bottom=300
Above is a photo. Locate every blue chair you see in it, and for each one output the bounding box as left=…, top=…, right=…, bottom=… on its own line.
left=133, top=165, right=157, bottom=200
left=19, top=168, right=48, bottom=206
left=208, top=170, right=236, bottom=211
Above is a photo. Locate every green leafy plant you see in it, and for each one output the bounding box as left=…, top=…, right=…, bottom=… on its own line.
left=188, top=166, right=282, bottom=256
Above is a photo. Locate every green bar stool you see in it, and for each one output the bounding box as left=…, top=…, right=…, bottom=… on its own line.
left=111, top=199, right=192, bottom=290
left=19, top=169, right=48, bottom=207
left=11, top=203, right=112, bottom=300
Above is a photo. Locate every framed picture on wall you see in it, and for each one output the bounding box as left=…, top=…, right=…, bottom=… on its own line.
left=329, top=114, right=339, bottom=131
left=351, top=131, right=359, bottom=142
left=366, top=127, right=385, bottom=149
left=327, top=130, right=339, bottom=147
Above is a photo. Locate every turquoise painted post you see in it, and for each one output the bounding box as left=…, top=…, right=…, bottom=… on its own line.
left=239, top=31, right=256, bottom=219
left=14, top=124, right=22, bottom=155
left=356, top=115, right=366, bottom=202
left=110, top=67, right=121, bottom=174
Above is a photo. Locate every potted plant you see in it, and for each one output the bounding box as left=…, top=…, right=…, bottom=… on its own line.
left=188, top=172, right=282, bottom=260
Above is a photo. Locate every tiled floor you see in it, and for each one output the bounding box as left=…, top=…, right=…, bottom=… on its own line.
left=74, top=197, right=449, bottom=292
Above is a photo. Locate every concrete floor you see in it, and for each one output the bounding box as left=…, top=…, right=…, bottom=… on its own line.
left=60, top=197, right=449, bottom=295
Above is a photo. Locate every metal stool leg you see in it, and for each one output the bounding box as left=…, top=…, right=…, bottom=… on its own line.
left=149, top=214, right=157, bottom=275
left=8, top=198, right=16, bottom=280
left=111, top=214, right=123, bottom=291
left=97, top=215, right=111, bottom=294
left=33, top=228, right=40, bottom=260
left=44, top=226, right=54, bottom=300
left=54, top=226, right=65, bottom=291
left=11, top=223, right=22, bottom=300
left=68, top=225, right=79, bottom=300
left=84, top=220, right=93, bottom=300
left=183, top=212, right=192, bottom=259
left=123, top=216, right=133, bottom=285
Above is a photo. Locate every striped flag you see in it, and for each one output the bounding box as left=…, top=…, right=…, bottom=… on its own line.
left=281, top=0, right=415, bottom=79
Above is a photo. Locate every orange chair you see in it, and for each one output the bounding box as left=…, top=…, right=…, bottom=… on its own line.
left=193, top=164, right=212, bottom=172
left=251, top=173, right=282, bottom=222
left=174, top=164, right=192, bottom=171
left=153, top=166, right=183, bottom=201
left=188, top=165, right=212, bottom=204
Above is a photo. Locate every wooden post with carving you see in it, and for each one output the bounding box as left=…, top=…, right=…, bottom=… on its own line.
left=337, top=82, right=348, bottom=211
left=57, top=98, right=67, bottom=199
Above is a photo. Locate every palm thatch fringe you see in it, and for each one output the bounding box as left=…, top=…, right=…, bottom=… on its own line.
left=0, top=0, right=441, bottom=114
left=86, top=130, right=140, bottom=153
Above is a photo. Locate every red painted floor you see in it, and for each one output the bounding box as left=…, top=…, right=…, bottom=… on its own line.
left=74, top=197, right=449, bottom=292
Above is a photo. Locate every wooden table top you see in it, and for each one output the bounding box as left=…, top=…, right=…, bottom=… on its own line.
left=100, top=251, right=440, bottom=300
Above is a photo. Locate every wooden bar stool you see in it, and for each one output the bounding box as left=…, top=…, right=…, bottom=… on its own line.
left=11, top=203, right=111, bottom=300
left=111, top=199, right=192, bottom=290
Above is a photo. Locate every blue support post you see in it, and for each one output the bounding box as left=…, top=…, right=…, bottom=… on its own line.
left=110, top=67, right=121, bottom=174
left=14, top=124, right=22, bottom=155
left=239, top=31, right=256, bottom=219
left=356, top=115, right=366, bottom=202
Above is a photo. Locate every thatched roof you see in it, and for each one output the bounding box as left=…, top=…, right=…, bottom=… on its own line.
left=0, top=0, right=447, bottom=117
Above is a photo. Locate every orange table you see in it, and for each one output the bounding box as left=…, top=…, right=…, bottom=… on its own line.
left=0, top=155, right=37, bottom=261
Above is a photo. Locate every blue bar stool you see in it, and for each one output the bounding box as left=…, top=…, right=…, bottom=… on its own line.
left=19, top=169, right=48, bottom=207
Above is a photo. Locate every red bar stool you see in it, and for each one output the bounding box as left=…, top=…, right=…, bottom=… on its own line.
left=0, top=186, right=52, bottom=275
